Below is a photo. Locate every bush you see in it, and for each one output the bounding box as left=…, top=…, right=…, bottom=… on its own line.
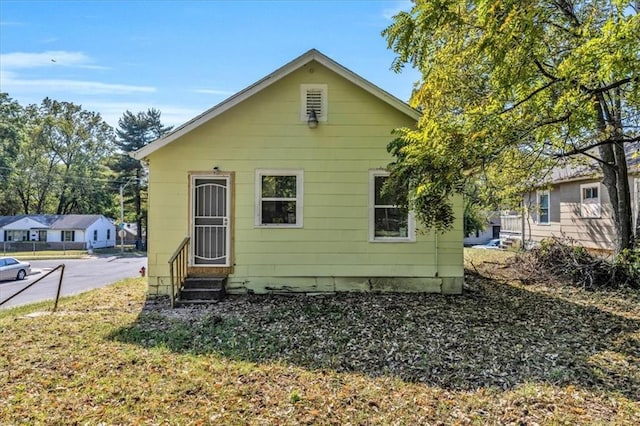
left=522, top=238, right=639, bottom=289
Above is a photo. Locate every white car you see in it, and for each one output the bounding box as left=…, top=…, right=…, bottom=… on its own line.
left=0, top=257, right=32, bottom=281
left=471, top=239, right=502, bottom=250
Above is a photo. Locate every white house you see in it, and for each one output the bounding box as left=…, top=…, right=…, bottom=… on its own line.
left=0, top=215, right=116, bottom=249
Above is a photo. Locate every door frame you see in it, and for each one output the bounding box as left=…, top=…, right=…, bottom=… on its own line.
left=188, top=171, right=234, bottom=270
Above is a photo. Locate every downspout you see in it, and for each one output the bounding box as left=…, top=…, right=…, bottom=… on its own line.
left=434, top=229, right=438, bottom=278
left=521, top=195, right=527, bottom=250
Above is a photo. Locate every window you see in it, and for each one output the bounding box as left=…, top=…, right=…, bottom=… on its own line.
left=93, top=230, right=98, bottom=241
left=537, top=190, right=550, bottom=224
left=369, top=171, right=415, bottom=242
left=5, top=230, right=28, bottom=241
left=62, top=230, right=75, bottom=242
left=107, top=229, right=111, bottom=240
left=581, top=183, right=601, bottom=218
left=300, top=84, right=327, bottom=122
left=255, top=170, right=303, bottom=227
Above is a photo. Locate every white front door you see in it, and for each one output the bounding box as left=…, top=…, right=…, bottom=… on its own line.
left=191, top=175, right=230, bottom=266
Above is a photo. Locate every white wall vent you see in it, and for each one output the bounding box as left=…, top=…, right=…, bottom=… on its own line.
left=300, top=84, right=327, bottom=122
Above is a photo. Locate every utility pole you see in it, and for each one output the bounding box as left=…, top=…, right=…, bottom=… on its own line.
left=119, top=177, right=136, bottom=253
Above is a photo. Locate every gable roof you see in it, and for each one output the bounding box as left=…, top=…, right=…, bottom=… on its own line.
left=550, top=143, right=640, bottom=184
left=132, top=49, right=420, bottom=160
left=0, top=214, right=106, bottom=230
left=48, top=214, right=103, bottom=230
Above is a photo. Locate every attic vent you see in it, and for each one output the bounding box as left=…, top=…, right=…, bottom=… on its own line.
left=300, top=84, right=327, bottom=122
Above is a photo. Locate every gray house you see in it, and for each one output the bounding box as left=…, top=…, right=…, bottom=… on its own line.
left=0, top=215, right=116, bottom=250
left=500, top=158, right=640, bottom=252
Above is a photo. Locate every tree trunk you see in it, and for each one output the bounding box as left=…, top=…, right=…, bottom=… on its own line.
left=595, top=91, right=634, bottom=255
left=599, top=142, right=634, bottom=255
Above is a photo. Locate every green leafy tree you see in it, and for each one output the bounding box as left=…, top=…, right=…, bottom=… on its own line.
left=1, top=95, right=116, bottom=215
left=0, top=93, right=26, bottom=214
left=463, top=181, right=492, bottom=238
left=36, top=98, right=115, bottom=214
left=113, top=109, right=172, bottom=247
left=383, top=0, right=639, bottom=254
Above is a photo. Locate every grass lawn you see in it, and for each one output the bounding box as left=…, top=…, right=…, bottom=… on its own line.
left=2, top=247, right=146, bottom=260
left=1, top=250, right=89, bottom=260
left=1, top=253, right=639, bottom=424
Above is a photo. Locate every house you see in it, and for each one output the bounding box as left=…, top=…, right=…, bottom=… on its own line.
left=500, top=159, right=640, bottom=252
left=463, top=213, right=501, bottom=246
left=132, top=49, right=464, bottom=298
left=117, top=222, right=141, bottom=245
left=0, top=214, right=116, bottom=250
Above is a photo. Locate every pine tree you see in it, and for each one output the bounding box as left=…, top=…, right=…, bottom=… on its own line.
left=113, top=109, right=172, bottom=248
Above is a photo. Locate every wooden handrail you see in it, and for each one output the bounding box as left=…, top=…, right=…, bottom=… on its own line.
left=168, top=237, right=190, bottom=308
left=0, top=264, right=66, bottom=312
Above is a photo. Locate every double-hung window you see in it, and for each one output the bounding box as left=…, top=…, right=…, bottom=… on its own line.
left=537, top=190, right=550, bottom=224
left=62, top=230, right=75, bottom=242
left=255, top=170, right=303, bottom=227
left=580, top=183, right=601, bottom=218
left=369, top=171, right=415, bottom=242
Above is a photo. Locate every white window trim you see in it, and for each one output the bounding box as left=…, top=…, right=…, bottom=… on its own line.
left=580, top=183, right=601, bottom=218
left=536, top=190, right=551, bottom=225
left=368, top=170, right=416, bottom=242
left=255, top=169, right=304, bottom=228
left=300, top=84, right=328, bottom=122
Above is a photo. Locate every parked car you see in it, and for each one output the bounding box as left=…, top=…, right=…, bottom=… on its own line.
left=0, top=257, right=31, bottom=281
left=471, top=239, right=502, bottom=250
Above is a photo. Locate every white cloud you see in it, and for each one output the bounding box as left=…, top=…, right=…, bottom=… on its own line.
left=1, top=71, right=155, bottom=95
left=1, top=50, right=108, bottom=70
left=87, top=101, right=204, bottom=128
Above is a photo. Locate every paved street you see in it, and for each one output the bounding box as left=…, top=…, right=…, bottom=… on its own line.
left=0, top=255, right=147, bottom=309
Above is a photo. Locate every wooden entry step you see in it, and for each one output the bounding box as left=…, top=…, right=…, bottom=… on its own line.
left=175, top=276, right=226, bottom=307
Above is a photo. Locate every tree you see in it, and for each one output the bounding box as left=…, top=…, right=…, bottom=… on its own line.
left=0, top=93, right=26, bottom=215
left=463, top=181, right=492, bottom=238
left=0, top=94, right=116, bottom=215
left=36, top=98, right=115, bottom=214
left=113, top=109, right=172, bottom=248
left=382, top=0, right=639, bottom=254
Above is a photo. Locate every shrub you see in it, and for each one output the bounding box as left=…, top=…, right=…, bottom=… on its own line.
left=522, top=238, right=639, bottom=289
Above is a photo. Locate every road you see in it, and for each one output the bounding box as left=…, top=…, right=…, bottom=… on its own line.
left=0, top=255, right=147, bottom=309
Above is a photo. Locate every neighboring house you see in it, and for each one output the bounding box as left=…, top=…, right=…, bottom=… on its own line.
left=463, top=213, right=501, bottom=246
left=500, top=158, right=640, bottom=252
left=132, top=49, right=464, bottom=296
left=116, top=222, right=140, bottom=245
left=0, top=214, right=116, bottom=250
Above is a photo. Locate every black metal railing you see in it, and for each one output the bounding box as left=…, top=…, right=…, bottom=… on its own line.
left=168, top=237, right=190, bottom=308
left=0, top=264, right=66, bottom=312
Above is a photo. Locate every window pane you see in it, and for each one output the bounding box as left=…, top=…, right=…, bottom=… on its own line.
left=374, top=207, right=408, bottom=237
left=540, top=209, right=549, bottom=223
left=262, top=176, right=297, bottom=198
left=584, top=187, right=598, bottom=199
left=374, top=176, right=394, bottom=205
left=539, top=193, right=549, bottom=209
left=262, top=201, right=297, bottom=224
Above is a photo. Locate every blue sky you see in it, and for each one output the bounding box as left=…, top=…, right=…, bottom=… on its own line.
left=0, top=0, right=420, bottom=128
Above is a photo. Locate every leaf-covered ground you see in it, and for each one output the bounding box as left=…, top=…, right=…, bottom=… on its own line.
left=1, top=251, right=639, bottom=424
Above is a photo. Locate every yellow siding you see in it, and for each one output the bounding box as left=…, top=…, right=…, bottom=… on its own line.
left=145, top=60, right=463, bottom=295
